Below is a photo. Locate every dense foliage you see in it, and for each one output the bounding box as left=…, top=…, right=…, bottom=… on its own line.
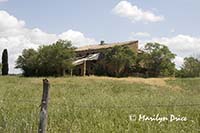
left=140, top=43, right=176, bottom=77
left=176, top=56, right=200, bottom=77
left=95, top=46, right=136, bottom=77
left=89, top=43, right=177, bottom=78
left=1, top=49, right=9, bottom=75
left=16, top=40, right=75, bottom=76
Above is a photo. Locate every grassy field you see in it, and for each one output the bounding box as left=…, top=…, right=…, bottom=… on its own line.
left=0, top=76, right=200, bottom=133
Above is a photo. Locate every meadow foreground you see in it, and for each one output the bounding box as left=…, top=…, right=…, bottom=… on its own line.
left=0, top=76, right=199, bottom=132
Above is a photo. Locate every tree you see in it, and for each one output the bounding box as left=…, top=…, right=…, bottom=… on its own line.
left=2, top=49, right=9, bottom=75
left=16, top=40, right=75, bottom=76
left=141, top=43, right=176, bottom=77
left=15, top=49, right=38, bottom=76
left=96, top=46, right=136, bottom=77
left=37, top=40, right=75, bottom=76
left=178, top=57, right=200, bottom=77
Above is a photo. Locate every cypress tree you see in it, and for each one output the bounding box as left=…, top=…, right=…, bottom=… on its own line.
left=2, top=49, right=9, bottom=75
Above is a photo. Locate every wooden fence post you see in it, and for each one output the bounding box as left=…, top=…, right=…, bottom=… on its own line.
left=38, top=79, right=50, bottom=133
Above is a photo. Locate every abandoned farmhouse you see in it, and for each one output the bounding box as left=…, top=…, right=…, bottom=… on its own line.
left=72, top=40, right=141, bottom=76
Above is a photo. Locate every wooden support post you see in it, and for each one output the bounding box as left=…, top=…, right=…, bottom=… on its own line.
left=83, top=60, right=86, bottom=76
left=38, top=79, right=50, bottom=133
left=62, top=69, right=66, bottom=76
left=70, top=69, right=73, bottom=76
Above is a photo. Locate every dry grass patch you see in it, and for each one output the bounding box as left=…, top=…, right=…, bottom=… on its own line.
left=85, top=76, right=183, bottom=91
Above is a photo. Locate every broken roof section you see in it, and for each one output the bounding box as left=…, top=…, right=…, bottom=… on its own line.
left=73, top=53, right=100, bottom=66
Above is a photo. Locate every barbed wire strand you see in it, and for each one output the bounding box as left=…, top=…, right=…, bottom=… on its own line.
left=1, top=99, right=200, bottom=108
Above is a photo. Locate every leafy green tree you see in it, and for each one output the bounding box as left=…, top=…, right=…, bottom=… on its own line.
left=142, top=43, right=176, bottom=77
left=2, top=49, right=9, bottom=75
left=178, top=57, right=200, bottom=77
left=37, top=40, right=75, bottom=76
left=97, top=46, right=136, bottom=77
left=15, top=49, right=38, bottom=76
left=16, top=40, right=75, bottom=76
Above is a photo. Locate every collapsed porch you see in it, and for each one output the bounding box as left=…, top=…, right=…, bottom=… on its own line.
left=72, top=53, right=100, bottom=76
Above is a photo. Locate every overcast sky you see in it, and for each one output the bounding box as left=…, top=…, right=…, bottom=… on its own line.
left=0, top=0, right=200, bottom=73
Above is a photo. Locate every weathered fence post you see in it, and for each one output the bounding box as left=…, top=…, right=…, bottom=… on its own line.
left=38, top=79, right=50, bottom=133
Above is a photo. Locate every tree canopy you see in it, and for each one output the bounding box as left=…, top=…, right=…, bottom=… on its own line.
left=141, top=43, right=176, bottom=77
left=2, top=49, right=9, bottom=75
left=16, top=40, right=75, bottom=76
left=177, top=56, right=200, bottom=77
left=95, top=46, right=136, bottom=77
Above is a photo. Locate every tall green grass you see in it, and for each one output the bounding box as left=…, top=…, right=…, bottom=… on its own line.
left=0, top=76, right=199, bottom=132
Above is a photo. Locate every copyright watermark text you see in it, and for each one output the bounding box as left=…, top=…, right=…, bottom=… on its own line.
left=129, top=114, right=187, bottom=124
